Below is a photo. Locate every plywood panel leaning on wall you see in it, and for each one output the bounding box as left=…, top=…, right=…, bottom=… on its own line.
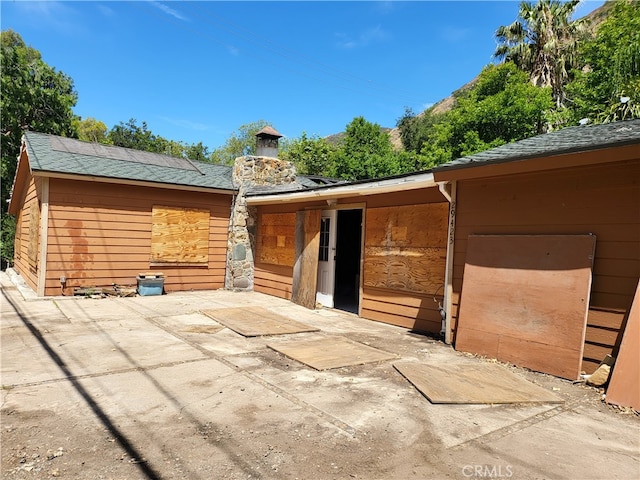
left=27, top=201, right=41, bottom=270
left=258, top=213, right=296, bottom=267
left=292, top=209, right=321, bottom=309
left=455, top=234, right=596, bottom=380
left=364, top=203, right=448, bottom=295
left=606, top=279, right=640, bottom=410
left=150, top=206, right=210, bottom=265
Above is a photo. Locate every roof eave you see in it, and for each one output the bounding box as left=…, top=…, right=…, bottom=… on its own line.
left=30, top=170, right=237, bottom=196
left=246, top=171, right=438, bottom=205
left=433, top=143, right=640, bottom=182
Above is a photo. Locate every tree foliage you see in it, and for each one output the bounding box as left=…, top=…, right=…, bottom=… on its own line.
left=107, top=118, right=212, bottom=161
left=399, top=62, right=553, bottom=166
left=566, top=0, right=640, bottom=123
left=279, top=132, right=338, bottom=177
left=332, top=117, right=409, bottom=181
left=210, top=120, right=271, bottom=165
left=1, top=29, right=78, bottom=266
left=75, top=117, right=110, bottom=144
left=494, top=0, right=587, bottom=107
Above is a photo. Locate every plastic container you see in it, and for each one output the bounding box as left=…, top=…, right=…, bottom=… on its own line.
left=136, top=273, right=165, bottom=296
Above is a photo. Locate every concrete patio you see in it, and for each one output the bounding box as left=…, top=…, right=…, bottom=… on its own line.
left=1, top=271, right=638, bottom=479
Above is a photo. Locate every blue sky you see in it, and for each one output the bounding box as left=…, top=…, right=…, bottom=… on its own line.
left=2, top=1, right=605, bottom=149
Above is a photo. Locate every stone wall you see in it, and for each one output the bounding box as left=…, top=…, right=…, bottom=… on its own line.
left=225, top=156, right=297, bottom=290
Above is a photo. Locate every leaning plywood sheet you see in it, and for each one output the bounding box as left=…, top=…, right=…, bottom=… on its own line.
left=606, top=280, right=640, bottom=410
left=455, top=235, right=595, bottom=380
left=268, top=336, right=397, bottom=370
left=200, top=307, right=319, bottom=337
left=394, top=362, right=563, bottom=404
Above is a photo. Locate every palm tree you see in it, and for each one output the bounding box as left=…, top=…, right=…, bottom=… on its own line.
left=494, top=0, right=587, bottom=107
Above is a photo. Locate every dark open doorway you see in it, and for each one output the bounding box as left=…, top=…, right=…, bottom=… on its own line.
left=333, top=209, right=363, bottom=314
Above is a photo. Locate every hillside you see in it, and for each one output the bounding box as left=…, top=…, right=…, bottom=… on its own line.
left=330, top=1, right=613, bottom=150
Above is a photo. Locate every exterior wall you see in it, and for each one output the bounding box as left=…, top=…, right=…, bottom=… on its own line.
left=450, top=158, right=640, bottom=373
left=12, top=174, right=43, bottom=293
left=254, top=187, right=449, bottom=334
left=43, top=178, right=232, bottom=296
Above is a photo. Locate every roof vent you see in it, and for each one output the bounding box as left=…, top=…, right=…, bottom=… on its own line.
left=255, top=126, right=282, bottom=158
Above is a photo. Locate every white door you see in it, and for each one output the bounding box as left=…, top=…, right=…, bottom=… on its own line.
left=316, top=210, right=337, bottom=308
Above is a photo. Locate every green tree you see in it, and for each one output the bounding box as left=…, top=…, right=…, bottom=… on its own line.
left=210, top=120, right=271, bottom=165
left=1, top=29, right=78, bottom=266
left=333, top=117, right=409, bottom=181
left=419, top=62, right=553, bottom=164
left=108, top=118, right=159, bottom=152
left=279, top=132, right=338, bottom=177
left=567, top=0, right=640, bottom=123
left=75, top=117, right=111, bottom=144
left=495, top=0, right=587, bottom=107
left=184, top=141, right=211, bottom=163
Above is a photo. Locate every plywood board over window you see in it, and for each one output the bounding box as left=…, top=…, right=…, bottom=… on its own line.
left=258, top=213, right=296, bottom=267
left=455, top=234, right=596, bottom=380
left=150, top=206, right=209, bottom=265
left=364, top=203, right=448, bottom=295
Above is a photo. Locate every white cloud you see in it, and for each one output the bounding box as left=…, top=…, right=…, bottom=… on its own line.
left=149, top=1, right=188, bottom=21
left=12, top=1, right=82, bottom=34
left=97, top=4, right=115, bottom=17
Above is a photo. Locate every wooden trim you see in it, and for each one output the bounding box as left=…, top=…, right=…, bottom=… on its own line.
left=358, top=206, right=366, bottom=316
left=433, top=144, right=639, bottom=182
left=37, top=177, right=49, bottom=296
left=444, top=180, right=456, bottom=344
left=33, top=171, right=235, bottom=196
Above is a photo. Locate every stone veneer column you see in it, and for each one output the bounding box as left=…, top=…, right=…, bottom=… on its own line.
left=225, top=156, right=297, bottom=290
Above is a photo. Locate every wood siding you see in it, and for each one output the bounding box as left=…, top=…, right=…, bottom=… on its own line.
left=450, top=159, right=640, bottom=373
left=13, top=175, right=43, bottom=293
left=254, top=190, right=449, bottom=333
left=43, top=178, right=231, bottom=296
left=257, top=212, right=296, bottom=267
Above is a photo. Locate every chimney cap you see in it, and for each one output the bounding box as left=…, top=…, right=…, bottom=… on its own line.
left=255, top=126, right=283, bottom=138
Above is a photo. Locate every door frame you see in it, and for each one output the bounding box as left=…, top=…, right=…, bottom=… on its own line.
left=316, top=209, right=338, bottom=308
left=314, top=203, right=366, bottom=315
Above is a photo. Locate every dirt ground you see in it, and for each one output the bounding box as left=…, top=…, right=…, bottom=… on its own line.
left=1, top=271, right=638, bottom=480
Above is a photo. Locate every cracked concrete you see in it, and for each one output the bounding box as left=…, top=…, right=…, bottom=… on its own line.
left=1, top=271, right=638, bottom=479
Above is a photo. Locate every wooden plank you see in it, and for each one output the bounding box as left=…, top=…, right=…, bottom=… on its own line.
left=606, top=280, right=639, bottom=410
left=363, top=248, right=446, bottom=294
left=150, top=206, right=209, bottom=264
left=393, top=362, right=563, bottom=404
left=291, top=209, right=321, bottom=309
left=365, top=203, right=449, bottom=247
left=201, top=307, right=319, bottom=337
left=455, top=235, right=595, bottom=380
left=268, top=336, right=397, bottom=370
left=257, top=212, right=296, bottom=267
left=27, top=201, right=40, bottom=268
left=364, top=203, right=448, bottom=295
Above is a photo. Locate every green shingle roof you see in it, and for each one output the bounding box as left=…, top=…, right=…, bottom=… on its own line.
left=433, top=119, right=640, bottom=174
left=24, top=131, right=235, bottom=191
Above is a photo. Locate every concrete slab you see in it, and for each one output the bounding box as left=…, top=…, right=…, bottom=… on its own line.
left=2, top=271, right=638, bottom=480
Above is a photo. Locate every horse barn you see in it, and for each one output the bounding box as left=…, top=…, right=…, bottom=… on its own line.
left=7, top=120, right=640, bottom=406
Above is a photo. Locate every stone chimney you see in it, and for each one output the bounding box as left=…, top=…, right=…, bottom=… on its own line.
left=255, top=126, right=282, bottom=158
left=225, top=128, right=297, bottom=291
